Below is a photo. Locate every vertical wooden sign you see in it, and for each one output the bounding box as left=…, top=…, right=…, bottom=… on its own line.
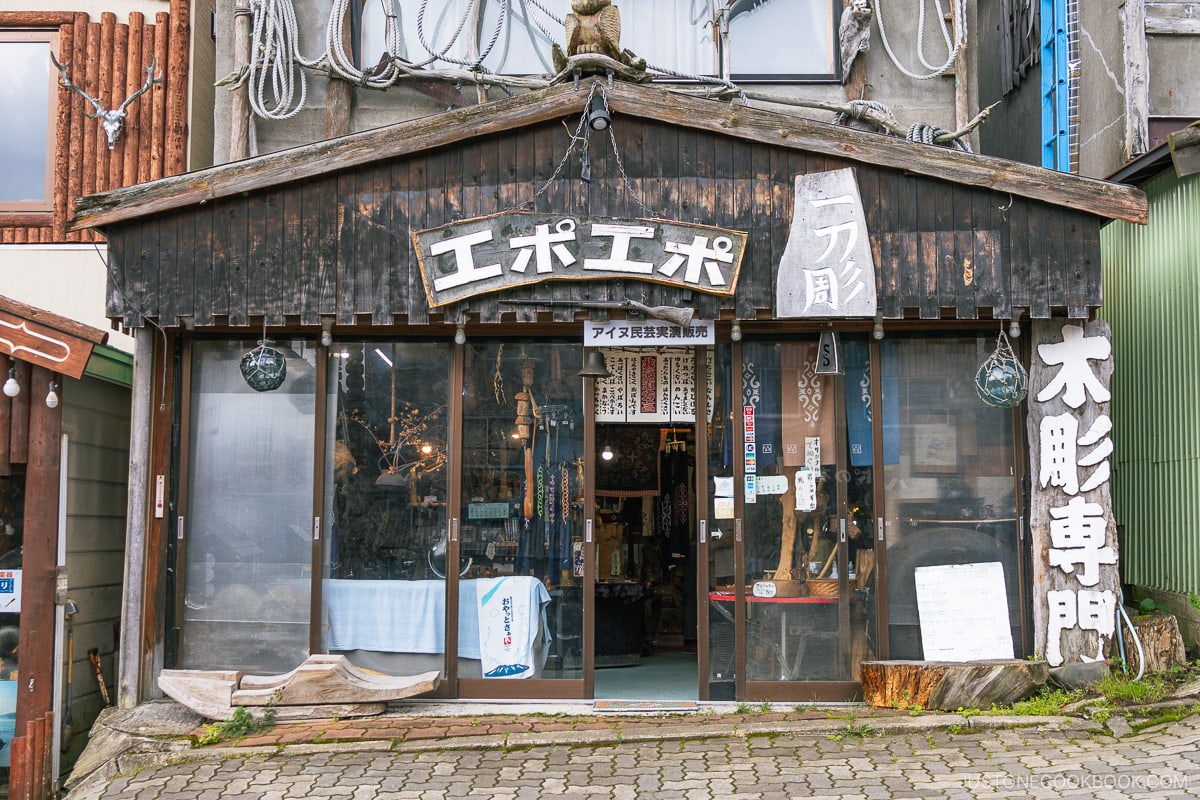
left=1027, top=319, right=1119, bottom=666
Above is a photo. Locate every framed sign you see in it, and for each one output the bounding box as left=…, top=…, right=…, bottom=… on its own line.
left=413, top=212, right=747, bottom=307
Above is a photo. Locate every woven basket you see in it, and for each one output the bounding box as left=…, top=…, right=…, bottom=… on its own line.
left=807, top=578, right=839, bottom=597
left=766, top=579, right=809, bottom=597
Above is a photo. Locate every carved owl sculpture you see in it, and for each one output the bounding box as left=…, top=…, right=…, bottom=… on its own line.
left=552, top=0, right=645, bottom=74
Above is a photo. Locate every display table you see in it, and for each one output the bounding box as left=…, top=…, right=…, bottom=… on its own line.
left=325, top=577, right=550, bottom=678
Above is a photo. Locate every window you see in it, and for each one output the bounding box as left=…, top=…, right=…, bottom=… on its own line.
left=362, top=0, right=839, bottom=83
left=0, top=31, right=57, bottom=213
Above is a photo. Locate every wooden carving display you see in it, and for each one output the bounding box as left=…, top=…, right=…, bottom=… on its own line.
left=551, top=0, right=646, bottom=74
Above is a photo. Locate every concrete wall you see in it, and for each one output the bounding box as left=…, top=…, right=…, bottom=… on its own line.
left=210, top=0, right=965, bottom=164
left=1076, top=2, right=1129, bottom=179
left=1148, top=33, right=1200, bottom=117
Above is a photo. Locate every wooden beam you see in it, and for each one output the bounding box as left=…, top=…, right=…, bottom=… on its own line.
left=70, top=80, right=1149, bottom=231
left=1125, top=0, right=1151, bottom=160
left=1169, top=124, right=1200, bottom=177
left=1146, top=2, right=1200, bottom=34
left=0, top=12, right=75, bottom=26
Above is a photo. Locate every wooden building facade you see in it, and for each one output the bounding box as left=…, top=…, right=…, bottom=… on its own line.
left=73, top=79, right=1146, bottom=705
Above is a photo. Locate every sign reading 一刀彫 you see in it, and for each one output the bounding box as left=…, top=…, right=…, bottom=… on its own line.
left=776, top=168, right=877, bottom=318
left=412, top=212, right=746, bottom=307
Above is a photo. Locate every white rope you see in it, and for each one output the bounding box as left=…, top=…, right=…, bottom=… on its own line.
left=324, top=0, right=404, bottom=87
left=875, top=0, right=966, bottom=80
left=247, top=0, right=307, bottom=119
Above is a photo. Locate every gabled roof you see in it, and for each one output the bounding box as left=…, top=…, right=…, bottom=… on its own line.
left=70, top=78, right=1147, bottom=230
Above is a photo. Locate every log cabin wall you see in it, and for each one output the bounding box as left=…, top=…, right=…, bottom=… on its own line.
left=102, top=116, right=1103, bottom=330
left=0, top=5, right=189, bottom=244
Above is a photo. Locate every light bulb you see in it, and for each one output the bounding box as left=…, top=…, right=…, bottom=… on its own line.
left=872, top=318, right=884, bottom=341
left=1008, top=319, right=1021, bottom=338
left=601, top=444, right=615, bottom=461
left=320, top=330, right=333, bottom=347
left=3, top=368, right=18, bottom=398
left=454, top=324, right=466, bottom=345
left=45, top=381, right=59, bottom=409
left=730, top=322, right=742, bottom=342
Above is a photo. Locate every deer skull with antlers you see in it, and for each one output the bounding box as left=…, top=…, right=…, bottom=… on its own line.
left=50, top=54, right=161, bottom=150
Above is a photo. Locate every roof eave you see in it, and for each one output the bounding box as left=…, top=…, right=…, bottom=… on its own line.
left=70, top=77, right=1148, bottom=231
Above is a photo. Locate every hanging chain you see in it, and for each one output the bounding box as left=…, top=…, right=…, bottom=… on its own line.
left=504, top=83, right=659, bottom=218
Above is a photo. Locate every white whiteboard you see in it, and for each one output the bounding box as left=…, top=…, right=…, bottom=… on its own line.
left=915, top=562, right=1014, bottom=661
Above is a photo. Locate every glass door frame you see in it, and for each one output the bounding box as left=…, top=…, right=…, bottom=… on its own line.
left=736, top=333, right=881, bottom=703
left=454, top=338, right=587, bottom=700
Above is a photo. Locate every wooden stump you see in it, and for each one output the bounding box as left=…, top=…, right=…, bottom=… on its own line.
left=1125, top=611, right=1187, bottom=676
left=861, top=659, right=1049, bottom=711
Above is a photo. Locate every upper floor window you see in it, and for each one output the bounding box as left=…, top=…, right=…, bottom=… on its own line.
left=362, top=0, right=839, bottom=84
left=0, top=31, right=57, bottom=213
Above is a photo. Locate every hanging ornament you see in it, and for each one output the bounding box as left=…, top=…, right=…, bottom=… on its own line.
left=975, top=329, right=1028, bottom=408
left=240, top=340, right=287, bottom=391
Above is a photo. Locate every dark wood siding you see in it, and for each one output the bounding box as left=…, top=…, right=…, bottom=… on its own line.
left=104, top=116, right=1104, bottom=329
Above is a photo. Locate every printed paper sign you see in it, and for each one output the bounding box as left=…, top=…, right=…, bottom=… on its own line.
left=714, top=497, right=735, bottom=519
left=915, top=562, right=1014, bottom=661
left=795, top=469, right=818, bottom=512
left=754, top=476, right=789, bottom=495
left=805, top=437, right=821, bottom=471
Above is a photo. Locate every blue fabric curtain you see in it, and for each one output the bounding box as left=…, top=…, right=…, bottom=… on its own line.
left=843, top=339, right=900, bottom=466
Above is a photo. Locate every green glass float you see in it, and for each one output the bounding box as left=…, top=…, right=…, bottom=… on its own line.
left=975, top=331, right=1027, bottom=408
left=239, top=341, right=287, bottom=391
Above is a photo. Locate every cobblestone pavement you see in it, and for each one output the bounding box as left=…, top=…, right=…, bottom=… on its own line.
left=78, top=708, right=1200, bottom=799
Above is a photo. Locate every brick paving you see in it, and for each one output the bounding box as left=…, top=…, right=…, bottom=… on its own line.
left=67, top=705, right=1200, bottom=799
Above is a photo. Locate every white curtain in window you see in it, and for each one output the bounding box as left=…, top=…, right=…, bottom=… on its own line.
left=727, top=0, right=835, bottom=77
left=365, top=0, right=835, bottom=80
left=369, top=0, right=717, bottom=76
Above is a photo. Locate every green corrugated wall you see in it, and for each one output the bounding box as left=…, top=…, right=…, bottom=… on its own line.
left=1100, top=168, right=1200, bottom=594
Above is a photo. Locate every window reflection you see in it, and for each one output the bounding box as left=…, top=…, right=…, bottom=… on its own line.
left=0, top=35, right=55, bottom=208
left=882, top=336, right=1022, bottom=659
left=183, top=340, right=317, bottom=673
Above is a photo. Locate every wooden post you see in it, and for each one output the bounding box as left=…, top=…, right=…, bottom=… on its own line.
left=1123, top=0, right=1150, bottom=159
left=166, top=0, right=190, bottom=176
left=14, top=365, right=61, bottom=764
left=324, top=0, right=353, bottom=139
left=95, top=13, right=116, bottom=191
left=9, top=360, right=30, bottom=463
left=123, top=12, right=145, bottom=187
left=65, top=13, right=88, bottom=243
left=53, top=24, right=73, bottom=239
left=151, top=12, right=169, bottom=181
left=229, top=3, right=252, bottom=160
left=109, top=21, right=129, bottom=191
left=137, top=22, right=154, bottom=184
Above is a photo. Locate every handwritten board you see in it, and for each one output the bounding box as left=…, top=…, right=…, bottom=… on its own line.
left=914, top=562, right=1014, bottom=661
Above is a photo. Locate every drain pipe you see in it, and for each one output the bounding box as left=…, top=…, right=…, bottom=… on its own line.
left=1117, top=587, right=1146, bottom=681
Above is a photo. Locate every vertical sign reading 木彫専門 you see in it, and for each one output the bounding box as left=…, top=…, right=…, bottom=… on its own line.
left=1028, top=319, right=1119, bottom=667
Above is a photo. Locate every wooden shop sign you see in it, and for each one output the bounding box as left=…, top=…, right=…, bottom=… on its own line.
left=413, top=212, right=746, bottom=307
left=0, top=295, right=107, bottom=379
